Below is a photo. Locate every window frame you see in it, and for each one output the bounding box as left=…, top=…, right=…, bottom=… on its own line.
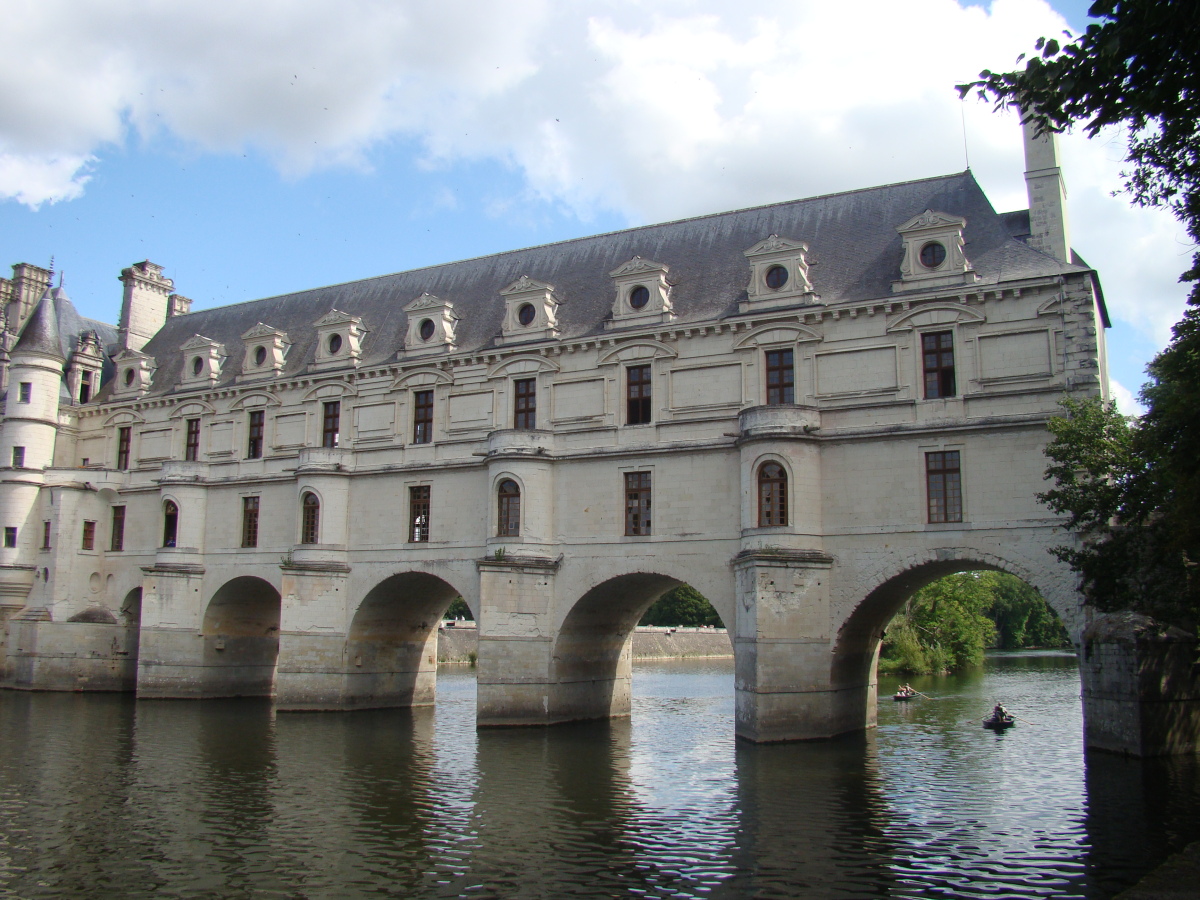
left=110, top=506, right=125, bottom=552
left=3, top=526, right=17, bottom=549
left=17, top=382, right=31, bottom=403
left=81, top=520, right=96, bottom=551
left=409, top=485, right=431, bottom=543
left=757, top=462, right=788, bottom=527
left=185, top=418, right=201, bottom=462
left=79, top=372, right=91, bottom=404
left=162, top=501, right=179, bottom=548
left=925, top=450, right=963, bottom=524
left=41, top=520, right=51, bottom=550
left=413, top=389, right=434, bottom=444
left=624, top=471, right=652, bottom=536
left=626, top=364, right=652, bottom=425
left=765, top=349, right=795, bottom=405
left=922, top=330, right=956, bottom=399
left=11, top=446, right=24, bottom=468
left=116, top=427, right=132, bottom=470
left=497, top=479, right=521, bottom=537
left=321, top=401, right=341, bottom=449
left=300, top=492, right=320, bottom=545
left=513, top=378, right=537, bottom=430
left=246, top=410, right=265, bottom=459
left=242, top=496, right=260, bottom=548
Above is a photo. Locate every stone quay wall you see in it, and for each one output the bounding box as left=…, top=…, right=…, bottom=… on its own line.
left=437, top=623, right=732, bottom=664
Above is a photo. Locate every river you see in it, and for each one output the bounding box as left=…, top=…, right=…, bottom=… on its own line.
left=0, top=652, right=1197, bottom=898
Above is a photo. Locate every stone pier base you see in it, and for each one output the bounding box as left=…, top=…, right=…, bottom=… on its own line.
left=1080, top=612, right=1200, bottom=757
left=6, top=615, right=139, bottom=692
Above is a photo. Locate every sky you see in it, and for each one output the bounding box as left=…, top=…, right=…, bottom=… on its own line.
left=0, top=0, right=1189, bottom=414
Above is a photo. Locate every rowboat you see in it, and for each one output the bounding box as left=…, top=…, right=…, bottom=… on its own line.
left=983, top=713, right=1015, bottom=729
left=893, top=690, right=917, bottom=701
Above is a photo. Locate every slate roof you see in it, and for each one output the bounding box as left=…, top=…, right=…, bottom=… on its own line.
left=122, top=170, right=1091, bottom=399
left=10, top=286, right=119, bottom=401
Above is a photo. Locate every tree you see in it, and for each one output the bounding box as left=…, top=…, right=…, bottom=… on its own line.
left=445, top=596, right=473, bottom=620
left=879, top=573, right=998, bottom=675
left=639, top=585, right=723, bottom=628
left=961, top=2, right=1200, bottom=632
left=985, top=573, right=1071, bottom=650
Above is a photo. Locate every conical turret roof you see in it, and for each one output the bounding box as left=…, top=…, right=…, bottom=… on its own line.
left=12, top=285, right=65, bottom=361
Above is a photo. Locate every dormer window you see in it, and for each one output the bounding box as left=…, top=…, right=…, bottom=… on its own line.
left=310, top=309, right=365, bottom=371
left=403, top=294, right=459, bottom=357
left=893, top=210, right=977, bottom=292
left=607, top=258, right=673, bottom=330
left=111, top=348, right=155, bottom=398
left=740, top=235, right=818, bottom=314
left=180, top=335, right=224, bottom=387
left=499, top=276, right=560, bottom=345
left=240, top=323, right=290, bottom=379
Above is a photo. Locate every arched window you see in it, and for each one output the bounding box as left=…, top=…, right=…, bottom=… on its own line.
left=758, top=462, right=788, bottom=527
left=162, top=500, right=179, bottom=548
left=497, top=479, right=520, bottom=537
left=301, top=493, right=320, bottom=545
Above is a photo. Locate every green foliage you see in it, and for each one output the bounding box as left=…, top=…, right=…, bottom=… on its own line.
left=639, top=585, right=723, bottom=628
left=986, top=573, right=1071, bottom=650
left=445, top=596, right=473, bottom=620
left=879, top=573, right=998, bottom=676
left=961, top=2, right=1200, bottom=633
left=1038, top=397, right=1199, bottom=632
left=959, top=1, right=1200, bottom=288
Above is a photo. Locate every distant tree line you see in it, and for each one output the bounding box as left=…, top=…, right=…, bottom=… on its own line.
left=879, top=572, right=1069, bottom=676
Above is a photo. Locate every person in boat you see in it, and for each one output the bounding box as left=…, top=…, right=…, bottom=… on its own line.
left=992, top=703, right=1010, bottom=721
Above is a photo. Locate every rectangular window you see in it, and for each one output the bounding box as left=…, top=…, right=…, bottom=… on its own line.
left=247, top=410, right=264, bottom=459
left=922, top=331, right=956, bottom=399
left=926, top=451, right=963, bottom=524
left=409, top=485, right=430, bottom=543
left=3, top=527, right=16, bottom=549
left=514, top=379, right=536, bottom=430
left=765, top=349, right=795, bottom=404
left=11, top=447, right=24, bottom=468
left=185, top=418, right=201, bottom=461
left=41, top=520, right=51, bottom=550
left=413, top=390, right=434, bottom=444
left=624, top=471, right=652, bottom=536
left=242, top=496, right=260, bottom=548
left=627, top=365, right=652, bottom=425
left=110, top=506, right=125, bottom=552
left=117, top=427, right=132, bottom=470
left=322, top=401, right=340, bottom=448
left=82, top=520, right=96, bottom=551
left=18, top=382, right=31, bottom=403
left=79, top=372, right=91, bottom=404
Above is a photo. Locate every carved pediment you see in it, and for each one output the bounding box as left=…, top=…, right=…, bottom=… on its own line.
left=404, top=293, right=455, bottom=314
left=242, top=322, right=287, bottom=341
left=501, top=275, right=554, bottom=296
left=897, top=210, right=967, bottom=233
left=744, top=234, right=809, bottom=257
left=180, top=334, right=222, bottom=352
left=609, top=257, right=669, bottom=278
left=313, top=308, right=359, bottom=328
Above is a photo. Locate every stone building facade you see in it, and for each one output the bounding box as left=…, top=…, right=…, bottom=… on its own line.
left=0, top=124, right=1108, bottom=741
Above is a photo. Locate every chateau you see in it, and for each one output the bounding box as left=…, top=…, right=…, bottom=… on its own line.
left=0, top=123, right=1107, bottom=741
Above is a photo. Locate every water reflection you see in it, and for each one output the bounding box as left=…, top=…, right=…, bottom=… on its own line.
left=0, top=654, right=1196, bottom=898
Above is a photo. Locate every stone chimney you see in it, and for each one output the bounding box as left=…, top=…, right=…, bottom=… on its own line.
left=118, top=261, right=174, bottom=352
left=2, top=264, right=53, bottom=336
left=1022, top=117, right=1072, bottom=264
left=169, top=293, right=193, bottom=317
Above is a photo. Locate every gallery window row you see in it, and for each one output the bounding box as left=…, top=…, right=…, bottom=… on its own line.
left=106, top=337, right=961, bottom=469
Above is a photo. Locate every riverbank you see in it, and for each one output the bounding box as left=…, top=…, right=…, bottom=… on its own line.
left=1115, top=840, right=1200, bottom=899
left=437, top=621, right=732, bottom=663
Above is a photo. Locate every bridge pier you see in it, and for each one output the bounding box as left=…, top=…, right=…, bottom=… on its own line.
left=733, top=549, right=855, bottom=742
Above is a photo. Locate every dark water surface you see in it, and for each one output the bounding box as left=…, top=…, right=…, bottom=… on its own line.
left=1, top=653, right=1198, bottom=899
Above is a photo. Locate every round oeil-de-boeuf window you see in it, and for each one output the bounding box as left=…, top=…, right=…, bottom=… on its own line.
left=629, top=285, right=650, bottom=309
left=419, top=319, right=436, bottom=341
left=919, top=241, right=947, bottom=269
left=518, top=303, right=536, bottom=326
left=764, top=264, right=789, bottom=290
left=328, top=333, right=343, bottom=354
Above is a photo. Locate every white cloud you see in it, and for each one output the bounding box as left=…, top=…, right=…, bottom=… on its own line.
left=1108, top=377, right=1143, bottom=418
left=0, top=0, right=1190, bottom=353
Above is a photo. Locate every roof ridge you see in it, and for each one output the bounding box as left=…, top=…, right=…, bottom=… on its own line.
left=173, top=170, right=975, bottom=317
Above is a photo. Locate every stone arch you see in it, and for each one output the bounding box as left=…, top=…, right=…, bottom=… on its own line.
left=829, top=546, right=1079, bottom=734
left=200, top=575, right=282, bottom=698
left=549, top=569, right=732, bottom=723
left=343, top=571, right=465, bottom=709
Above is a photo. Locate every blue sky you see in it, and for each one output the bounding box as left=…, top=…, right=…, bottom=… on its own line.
left=0, top=0, right=1185, bottom=412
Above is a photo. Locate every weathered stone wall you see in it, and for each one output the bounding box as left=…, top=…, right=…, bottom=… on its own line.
left=438, top=623, right=733, bottom=664
left=1080, top=612, right=1200, bottom=757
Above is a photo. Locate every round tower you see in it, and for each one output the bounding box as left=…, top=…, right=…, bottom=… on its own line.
left=0, top=286, right=65, bottom=587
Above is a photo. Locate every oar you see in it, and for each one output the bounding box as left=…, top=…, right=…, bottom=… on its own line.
left=1012, top=715, right=1039, bottom=726
left=913, top=690, right=934, bottom=699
